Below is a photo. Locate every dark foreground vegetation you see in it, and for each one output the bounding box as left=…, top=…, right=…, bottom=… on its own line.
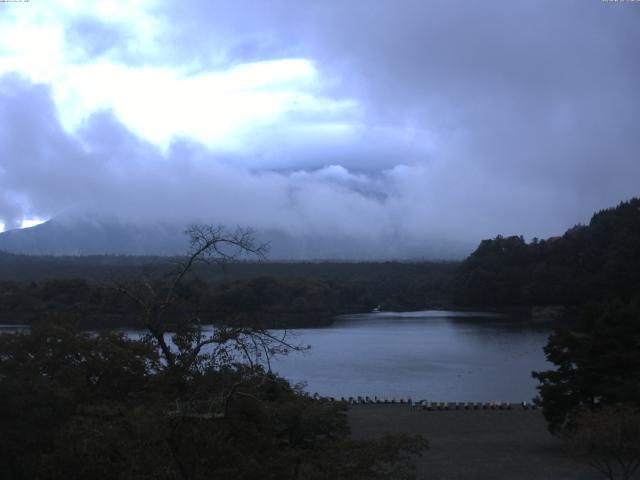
left=1, top=198, right=640, bottom=479
left=0, top=226, right=427, bottom=479
left=0, top=322, right=426, bottom=480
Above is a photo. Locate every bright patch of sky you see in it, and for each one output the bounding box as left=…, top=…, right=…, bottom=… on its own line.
left=0, top=0, right=356, bottom=150
left=59, top=58, right=357, bottom=150
left=0, top=218, right=45, bottom=233
left=20, top=218, right=46, bottom=229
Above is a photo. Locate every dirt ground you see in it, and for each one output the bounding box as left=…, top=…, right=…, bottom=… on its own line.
left=348, top=405, right=609, bottom=480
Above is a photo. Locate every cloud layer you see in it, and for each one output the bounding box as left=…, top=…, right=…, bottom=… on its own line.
left=0, top=1, right=639, bottom=256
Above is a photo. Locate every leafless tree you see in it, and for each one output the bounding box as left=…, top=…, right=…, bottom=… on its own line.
left=110, top=224, right=306, bottom=372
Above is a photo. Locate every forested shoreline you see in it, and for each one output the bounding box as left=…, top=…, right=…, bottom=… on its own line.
left=0, top=260, right=456, bottom=329
left=2, top=199, right=639, bottom=330
left=451, top=198, right=640, bottom=308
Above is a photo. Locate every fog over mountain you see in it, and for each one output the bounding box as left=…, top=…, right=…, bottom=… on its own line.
left=0, top=1, right=638, bottom=258
left=0, top=213, right=471, bottom=260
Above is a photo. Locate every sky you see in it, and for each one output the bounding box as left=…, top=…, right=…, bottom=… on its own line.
left=0, top=0, right=638, bottom=254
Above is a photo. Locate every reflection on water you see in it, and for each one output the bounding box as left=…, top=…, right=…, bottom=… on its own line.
left=270, top=310, right=552, bottom=402
left=0, top=310, right=552, bottom=402
left=0, top=325, right=30, bottom=333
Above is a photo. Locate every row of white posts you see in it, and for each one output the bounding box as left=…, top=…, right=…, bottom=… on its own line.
left=311, top=394, right=538, bottom=410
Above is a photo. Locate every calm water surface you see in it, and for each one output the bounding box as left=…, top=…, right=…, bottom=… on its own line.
left=1, top=310, right=552, bottom=402
left=270, top=310, right=552, bottom=402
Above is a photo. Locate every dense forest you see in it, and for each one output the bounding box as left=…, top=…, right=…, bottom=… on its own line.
left=0, top=259, right=455, bottom=328
left=1, top=198, right=639, bottom=329
left=452, top=198, right=640, bottom=308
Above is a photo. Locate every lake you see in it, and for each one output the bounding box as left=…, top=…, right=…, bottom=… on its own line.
left=0, top=310, right=553, bottom=402
left=270, top=310, right=552, bottom=402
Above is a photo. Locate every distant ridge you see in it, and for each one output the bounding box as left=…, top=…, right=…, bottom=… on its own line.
left=0, top=215, right=471, bottom=260
left=0, top=217, right=188, bottom=256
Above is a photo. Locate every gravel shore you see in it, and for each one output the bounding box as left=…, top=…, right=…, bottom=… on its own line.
left=348, top=405, right=606, bottom=480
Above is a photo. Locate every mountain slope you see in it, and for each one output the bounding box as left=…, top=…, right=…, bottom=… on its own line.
left=0, top=216, right=471, bottom=260
left=0, top=217, right=188, bottom=256
left=452, top=197, right=640, bottom=306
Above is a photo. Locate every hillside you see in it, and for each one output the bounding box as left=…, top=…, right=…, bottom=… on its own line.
left=452, top=198, right=640, bottom=307
left=0, top=215, right=470, bottom=260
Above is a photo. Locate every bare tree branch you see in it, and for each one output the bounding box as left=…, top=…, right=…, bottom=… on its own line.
left=103, top=224, right=307, bottom=381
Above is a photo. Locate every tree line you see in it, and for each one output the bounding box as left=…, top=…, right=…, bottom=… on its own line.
left=0, top=261, right=455, bottom=329
left=451, top=198, right=640, bottom=307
